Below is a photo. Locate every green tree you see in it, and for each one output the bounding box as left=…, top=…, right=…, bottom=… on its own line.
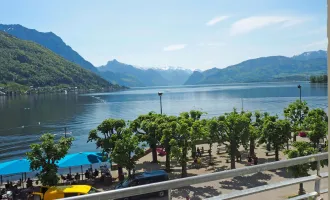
left=110, top=128, right=145, bottom=177
left=260, top=116, right=291, bottom=161
left=303, top=108, right=328, bottom=148
left=310, top=75, right=316, bottom=83
left=157, top=115, right=178, bottom=171
left=218, top=109, right=250, bottom=169
left=284, top=141, right=317, bottom=195
left=87, top=118, right=126, bottom=180
left=204, top=118, right=222, bottom=164
left=187, top=110, right=205, bottom=158
left=170, top=111, right=205, bottom=177
left=130, top=112, right=162, bottom=163
left=245, top=111, right=268, bottom=155
left=26, top=133, right=74, bottom=186
left=284, top=100, right=309, bottom=141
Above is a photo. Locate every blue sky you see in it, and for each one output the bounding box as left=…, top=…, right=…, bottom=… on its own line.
left=0, top=0, right=327, bottom=70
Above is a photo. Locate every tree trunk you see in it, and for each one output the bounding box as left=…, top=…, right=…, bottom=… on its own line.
left=118, top=166, right=124, bottom=181
left=266, top=142, right=271, bottom=151
left=298, top=183, right=305, bottom=195
left=165, top=145, right=171, bottom=172
left=249, top=139, right=255, bottom=156
left=151, top=144, right=158, bottom=163
left=128, top=168, right=131, bottom=177
left=209, top=143, right=212, bottom=164
left=230, top=144, right=236, bottom=169
left=191, top=145, right=196, bottom=158
left=275, top=146, right=279, bottom=161
left=293, top=133, right=297, bottom=142
left=181, top=147, right=188, bottom=177
left=181, top=161, right=187, bottom=178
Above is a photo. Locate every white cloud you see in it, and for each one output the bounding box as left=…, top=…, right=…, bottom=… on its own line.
left=230, top=16, right=305, bottom=36
left=304, top=39, right=328, bottom=49
left=206, top=16, right=229, bottom=26
left=163, top=44, right=186, bottom=51
left=281, top=18, right=305, bottom=28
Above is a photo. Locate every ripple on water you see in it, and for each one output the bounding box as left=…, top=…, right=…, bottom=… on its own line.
left=0, top=83, right=327, bottom=161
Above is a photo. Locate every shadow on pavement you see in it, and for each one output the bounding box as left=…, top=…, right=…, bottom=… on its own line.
left=219, top=172, right=272, bottom=190
left=171, top=185, right=221, bottom=200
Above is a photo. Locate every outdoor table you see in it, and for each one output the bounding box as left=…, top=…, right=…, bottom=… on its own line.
left=100, top=166, right=110, bottom=175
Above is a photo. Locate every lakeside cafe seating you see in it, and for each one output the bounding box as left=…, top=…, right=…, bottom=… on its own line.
left=0, top=152, right=110, bottom=188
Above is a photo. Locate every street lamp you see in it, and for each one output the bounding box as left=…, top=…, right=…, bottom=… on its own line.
left=297, top=85, right=302, bottom=127
left=158, top=92, right=163, bottom=115
left=297, top=84, right=302, bottom=102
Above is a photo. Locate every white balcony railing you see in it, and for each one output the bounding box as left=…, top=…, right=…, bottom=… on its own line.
left=61, top=152, right=328, bottom=200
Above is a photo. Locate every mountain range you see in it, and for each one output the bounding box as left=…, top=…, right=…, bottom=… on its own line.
left=0, top=31, right=118, bottom=92
left=0, top=24, right=193, bottom=87
left=98, top=60, right=192, bottom=87
left=0, top=24, right=99, bottom=74
left=0, top=24, right=327, bottom=88
left=185, top=51, right=327, bottom=85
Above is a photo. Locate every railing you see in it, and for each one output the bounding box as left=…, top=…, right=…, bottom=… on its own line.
left=61, top=152, right=328, bottom=200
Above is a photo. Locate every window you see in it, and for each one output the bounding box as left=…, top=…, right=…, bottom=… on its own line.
left=64, top=193, right=79, bottom=198
left=138, top=179, right=150, bottom=185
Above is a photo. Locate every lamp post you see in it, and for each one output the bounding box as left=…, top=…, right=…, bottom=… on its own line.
left=297, top=84, right=302, bottom=127
left=297, top=84, right=302, bottom=103
left=158, top=92, right=163, bottom=115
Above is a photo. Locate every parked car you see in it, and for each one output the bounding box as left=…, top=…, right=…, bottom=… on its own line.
left=32, top=185, right=99, bottom=200
left=115, top=170, right=169, bottom=200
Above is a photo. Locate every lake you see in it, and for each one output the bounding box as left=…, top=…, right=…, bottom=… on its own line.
left=0, top=82, right=327, bottom=162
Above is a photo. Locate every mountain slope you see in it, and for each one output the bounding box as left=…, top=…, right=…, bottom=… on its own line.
left=0, top=24, right=98, bottom=73
left=0, top=31, right=117, bottom=91
left=184, top=68, right=220, bottom=85
left=100, top=70, right=144, bottom=87
left=184, top=53, right=327, bottom=85
left=99, top=60, right=170, bottom=87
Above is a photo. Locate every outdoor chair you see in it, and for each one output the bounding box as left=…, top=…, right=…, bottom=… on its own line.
left=60, top=175, right=67, bottom=184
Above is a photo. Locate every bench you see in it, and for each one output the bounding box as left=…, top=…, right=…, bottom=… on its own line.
left=265, top=151, right=274, bottom=156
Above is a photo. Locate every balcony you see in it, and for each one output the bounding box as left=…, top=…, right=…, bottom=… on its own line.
left=61, top=152, right=328, bottom=200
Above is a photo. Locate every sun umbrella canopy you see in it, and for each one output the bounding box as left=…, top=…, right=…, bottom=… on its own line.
left=57, top=152, right=108, bottom=168
left=0, top=152, right=109, bottom=176
left=0, top=159, right=31, bottom=176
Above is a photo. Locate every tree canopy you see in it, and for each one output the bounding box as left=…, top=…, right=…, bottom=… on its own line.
left=303, top=108, right=328, bottom=147
left=170, top=110, right=206, bottom=177
left=130, top=112, right=163, bottom=163
left=284, top=100, right=309, bottom=141
left=260, top=115, right=291, bottom=161
left=26, top=133, right=74, bottom=186
left=110, top=128, right=145, bottom=177
left=218, top=109, right=250, bottom=169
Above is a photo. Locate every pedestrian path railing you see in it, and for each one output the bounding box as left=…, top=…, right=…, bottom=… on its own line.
left=61, top=152, right=328, bottom=200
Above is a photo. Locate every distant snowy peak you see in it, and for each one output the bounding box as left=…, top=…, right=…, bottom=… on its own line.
left=292, top=50, right=327, bottom=61
left=150, top=66, right=193, bottom=73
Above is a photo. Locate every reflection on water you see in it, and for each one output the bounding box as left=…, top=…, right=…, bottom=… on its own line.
left=0, top=82, right=327, bottom=161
